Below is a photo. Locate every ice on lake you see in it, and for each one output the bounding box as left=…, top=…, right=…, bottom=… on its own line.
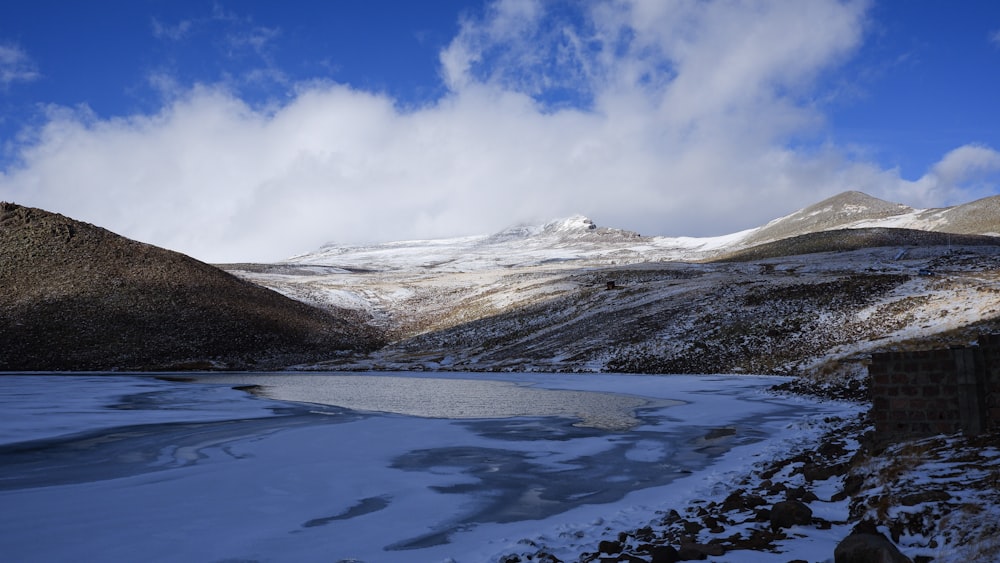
left=0, top=372, right=858, bottom=562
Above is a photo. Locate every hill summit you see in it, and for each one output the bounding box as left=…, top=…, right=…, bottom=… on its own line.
left=738, top=191, right=914, bottom=247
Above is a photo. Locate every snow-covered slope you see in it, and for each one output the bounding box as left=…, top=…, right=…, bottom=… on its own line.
left=281, top=192, right=1000, bottom=271
left=853, top=194, right=1000, bottom=236
left=222, top=191, right=1000, bottom=378
left=287, top=215, right=664, bottom=272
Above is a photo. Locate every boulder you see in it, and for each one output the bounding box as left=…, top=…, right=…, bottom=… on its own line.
left=834, top=533, right=912, bottom=563
left=598, top=539, right=623, bottom=554
left=722, top=488, right=767, bottom=512
left=769, top=500, right=813, bottom=529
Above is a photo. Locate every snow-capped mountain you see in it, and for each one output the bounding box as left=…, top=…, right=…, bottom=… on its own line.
left=284, top=191, right=1000, bottom=271
left=223, top=190, right=1000, bottom=378
left=287, top=214, right=655, bottom=272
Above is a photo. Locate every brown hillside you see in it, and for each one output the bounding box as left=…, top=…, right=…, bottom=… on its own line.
left=0, top=202, right=381, bottom=370
left=930, top=194, right=1000, bottom=235
left=739, top=191, right=913, bottom=247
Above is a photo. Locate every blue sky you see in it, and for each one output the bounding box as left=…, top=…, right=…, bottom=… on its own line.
left=1, top=0, right=999, bottom=261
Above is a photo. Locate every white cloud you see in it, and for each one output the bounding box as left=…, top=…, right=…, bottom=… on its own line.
left=0, top=43, right=39, bottom=88
left=1, top=0, right=997, bottom=263
left=895, top=144, right=1000, bottom=207
left=991, top=28, right=1000, bottom=47
left=151, top=17, right=194, bottom=41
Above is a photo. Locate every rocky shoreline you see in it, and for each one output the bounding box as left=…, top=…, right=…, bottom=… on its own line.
left=500, top=378, right=1000, bottom=563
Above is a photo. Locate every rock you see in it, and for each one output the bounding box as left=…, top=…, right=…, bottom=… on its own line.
left=702, top=516, right=724, bottom=533
left=818, top=439, right=847, bottom=458
left=721, top=489, right=746, bottom=512
left=665, top=509, right=682, bottom=523
left=599, top=540, right=623, bottom=555
left=769, top=500, right=813, bottom=529
left=900, top=490, right=951, bottom=506
left=834, top=533, right=912, bottom=563
left=649, top=545, right=680, bottom=563
left=785, top=486, right=819, bottom=503
left=721, top=488, right=767, bottom=512
left=681, top=519, right=703, bottom=535
left=740, top=527, right=779, bottom=551
left=631, top=526, right=655, bottom=542
left=833, top=474, right=864, bottom=502
left=801, top=462, right=847, bottom=482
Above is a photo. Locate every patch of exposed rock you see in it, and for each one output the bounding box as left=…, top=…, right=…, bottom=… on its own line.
left=0, top=202, right=381, bottom=370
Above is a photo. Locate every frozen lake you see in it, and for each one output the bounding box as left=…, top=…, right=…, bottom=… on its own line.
left=0, top=372, right=858, bottom=562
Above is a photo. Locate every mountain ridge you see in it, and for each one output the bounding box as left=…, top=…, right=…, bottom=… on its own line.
left=224, top=189, right=1000, bottom=378
left=736, top=190, right=915, bottom=248
left=5, top=189, right=1000, bottom=373
left=288, top=191, right=1000, bottom=269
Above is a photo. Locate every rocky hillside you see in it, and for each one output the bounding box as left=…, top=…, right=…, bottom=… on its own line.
left=7, top=189, right=999, bottom=375
left=737, top=191, right=915, bottom=248
left=920, top=194, right=1000, bottom=235
left=224, top=191, right=1000, bottom=380
left=273, top=244, right=1000, bottom=382
left=0, top=202, right=380, bottom=370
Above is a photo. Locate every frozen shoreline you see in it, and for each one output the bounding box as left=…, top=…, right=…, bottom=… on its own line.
left=0, top=373, right=862, bottom=562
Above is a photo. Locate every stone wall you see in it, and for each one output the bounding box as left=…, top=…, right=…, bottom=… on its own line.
left=868, top=335, right=999, bottom=439
left=979, top=333, right=1000, bottom=429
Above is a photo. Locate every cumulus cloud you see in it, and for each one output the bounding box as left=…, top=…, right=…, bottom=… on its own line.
left=1, top=0, right=998, bottom=262
left=0, top=43, right=39, bottom=88
left=896, top=145, right=1000, bottom=207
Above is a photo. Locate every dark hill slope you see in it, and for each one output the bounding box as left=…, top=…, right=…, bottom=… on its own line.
left=712, top=227, right=1000, bottom=262
left=0, top=202, right=380, bottom=370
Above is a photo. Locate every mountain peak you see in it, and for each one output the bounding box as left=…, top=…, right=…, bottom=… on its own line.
left=740, top=191, right=913, bottom=247
left=807, top=190, right=910, bottom=214
left=542, top=215, right=598, bottom=233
